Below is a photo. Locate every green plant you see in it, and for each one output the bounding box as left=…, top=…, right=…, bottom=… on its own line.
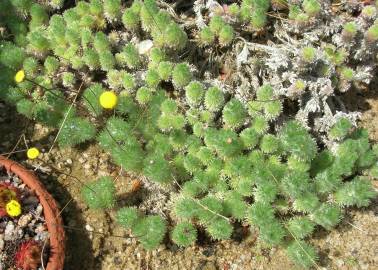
left=301, top=46, right=317, bottom=63
left=199, top=27, right=215, bottom=45
left=342, top=22, right=358, bottom=39
left=158, top=61, right=173, bottom=81
left=209, top=15, right=224, bottom=34
left=302, top=0, right=321, bottom=17
left=117, top=207, right=167, bottom=249
left=329, top=117, right=353, bottom=140
left=122, top=8, right=139, bottom=30
left=366, top=24, right=378, bottom=42
left=172, top=63, right=192, bottom=88
left=81, top=177, right=116, bottom=209
left=185, top=81, right=204, bottom=107
left=171, top=222, right=197, bottom=247
left=286, top=240, right=318, bottom=268
left=222, top=98, right=247, bottom=129
left=1, top=1, right=377, bottom=268
left=204, top=86, right=225, bottom=112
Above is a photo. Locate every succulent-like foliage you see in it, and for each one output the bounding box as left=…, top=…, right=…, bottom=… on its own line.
left=122, top=8, right=139, bottom=30
left=311, top=204, right=342, bottom=230
left=246, top=202, right=275, bottom=227
left=342, top=22, right=358, bottom=40
left=206, top=218, right=233, bottom=240
left=174, top=197, right=199, bottom=219
left=171, top=222, right=197, bottom=247
left=222, top=98, right=247, bottom=129
left=258, top=220, right=286, bottom=246
left=223, top=192, right=248, bottom=220
left=302, top=0, right=321, bottom=17
left=133, top=215, right=167, bottom=249
left=199, top=27, right=215, bottom=45
left=116, top=207, right=139, bottom=229
left=204, top=86, right=225, bottom=112
left=58, top=117, right=96, bottom=147
left=143, top=154, right=173, bottom=184
left=81, top=176, right=116, bottom=209
left=185, top=81, right=204, bottom=107
left=286, top=241, right=318, bottom=269
left=164, top=23, right=188, bottom=51
left=154, top=60, right=171, bottom=78
left=329, top=117, right=353, bottom=140
left=1, top=0, right=377, bottom=267
left=253, top=180, right=278, bottom=203
left=287, top=217, right=315, bottom=239
left=334, top=177, right=377, bottom=207
left=208, top=15, right=224, bottom=34
left=279, top=121, right=317, bottom=162
left=172, top=63, right=191, bottom=88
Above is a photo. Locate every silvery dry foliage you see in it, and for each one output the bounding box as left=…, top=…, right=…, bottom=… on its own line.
left=199, top=0, right=378, bottom=142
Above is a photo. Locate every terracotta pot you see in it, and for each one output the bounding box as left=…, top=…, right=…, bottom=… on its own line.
left=0, top=155, right=65, bottom=270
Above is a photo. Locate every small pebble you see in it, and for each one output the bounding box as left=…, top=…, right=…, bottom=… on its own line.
left=85, top=224, right=94, bottom=232
left=18, top=213, right=33, bottom=228
left=4, top=222, right=15, bottom=241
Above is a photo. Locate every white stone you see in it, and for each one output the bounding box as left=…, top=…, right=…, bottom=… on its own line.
left=137, top=40, right=153, bottom=55
left=85, top=224, right=94, bottom=232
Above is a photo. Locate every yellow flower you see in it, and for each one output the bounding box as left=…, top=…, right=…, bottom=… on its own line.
left=27, top=147, right=40, bottom=159
left=6, top=199, right=22, bottom=217
left=99, top=91, right=118, bottom=109
left=14, top=70, right=25, bottom=83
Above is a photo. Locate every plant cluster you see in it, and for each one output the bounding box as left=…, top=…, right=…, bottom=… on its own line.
left=224, top=1, right=378, bottom=139
left=1, top=0, right=378, bottom=268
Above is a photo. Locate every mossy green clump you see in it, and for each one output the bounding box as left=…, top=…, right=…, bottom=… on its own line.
left=199, top=27, right=215, bottom=45
left=185, top=81, right=204, bottom=107
left=302, top=0, right=321, bottom=17
left=116, top=207, right=167, bottom=249
left=1, top=1, right=377, bottom=268
left=222, top=98, right=247, bottom=129
left=172, top=63, right=192, bottom=88
left=329, top=117, right=353, bottom=140
left=122, top=8, right=140, bottom=30
left=286, top=240, right=318, bottom=269
left=204, top=86, right=225, bottom=112
left=366, top=24, right=378, bottom=42
left=301, top=46, right=317, bottom=63
left=81, top=176, right=116, bottom=209
left=157, top=61, right=173, bottom=81
left=342, top=22, right=358, bottom=39
left=116, top=207, right=139, bottom=228
left=171, top=222, right=197, bottom=247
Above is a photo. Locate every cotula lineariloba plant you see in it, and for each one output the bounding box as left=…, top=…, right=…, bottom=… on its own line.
left=82, top=89, right=377, bottom=268
left=0, top=0, right=377, bottom=268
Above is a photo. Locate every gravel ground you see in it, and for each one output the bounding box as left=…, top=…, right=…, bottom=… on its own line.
left=0, top=83, right=377, bottom=270
left=0, top=167, right=49, bottom=270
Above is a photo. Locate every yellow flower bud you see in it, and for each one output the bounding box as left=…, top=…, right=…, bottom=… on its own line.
left=99, top=91, right=118, bottom=109
left=6, top=199, right=22, bottom=217
left=27, top=147, right=40, bottom=159
left=14, top=70, right=25, bottom=83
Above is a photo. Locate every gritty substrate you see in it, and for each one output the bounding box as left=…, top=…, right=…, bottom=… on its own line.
left=0, top=167, right=49, bottom=270
left=0, top=85, right=377, bottom=270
